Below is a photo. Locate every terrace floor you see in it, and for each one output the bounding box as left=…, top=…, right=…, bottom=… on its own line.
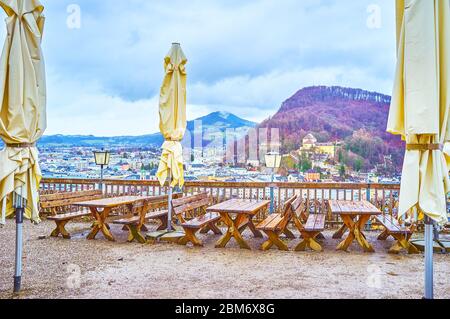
left=0, top=220, right=449, bottom=299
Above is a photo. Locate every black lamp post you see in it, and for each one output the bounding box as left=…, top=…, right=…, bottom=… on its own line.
left=93, top=149, right=110, bottom=192
left=265, top=152, right=282, bottom=214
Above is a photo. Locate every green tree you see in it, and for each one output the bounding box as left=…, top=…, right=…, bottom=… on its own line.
left=339, top=164, right=346, bottom=178
left=354, top=158, right=363, bottom=172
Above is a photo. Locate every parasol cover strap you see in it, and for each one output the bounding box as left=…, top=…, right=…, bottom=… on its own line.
left=406, top=143, right=443, bottom=151
left=6, top=143, right=36, bottom=148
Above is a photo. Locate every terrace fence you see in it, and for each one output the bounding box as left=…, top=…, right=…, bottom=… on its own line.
left=40, top=178, right=402, bottom=227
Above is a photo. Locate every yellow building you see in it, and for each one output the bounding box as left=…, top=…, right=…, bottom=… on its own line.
left=316, top=143, right=336, bottom=158
left=299, top=133, right=336, bottom=158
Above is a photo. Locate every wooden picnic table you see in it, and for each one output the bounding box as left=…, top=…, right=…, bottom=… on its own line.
left=328, top=200, right=381, bottom=253
left=207, top=199, right=270, bottom=250
left=72, top=195, right=157, bottom=241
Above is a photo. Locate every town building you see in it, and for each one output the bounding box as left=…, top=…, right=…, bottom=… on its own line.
left=305, top=169, right=321, bottom=182
left=299, top=133, right=336, bottom=159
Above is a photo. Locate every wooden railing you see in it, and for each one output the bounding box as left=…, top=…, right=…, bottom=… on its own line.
left=40, top=178, right=401, bottom=225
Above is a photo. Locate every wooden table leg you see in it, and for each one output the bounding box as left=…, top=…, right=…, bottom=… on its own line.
left=336, top=215, right=357, bottom=252
left=354, top=215, right=374, bottom=252
left=87, top=207, right=115, bottom=241
left=333, top=216, right=355, bottom=239
left=337, top=215, right=375, bottom=252
left=216, top=213, right=251, bottom=250
left=246, top=216, right=263, bottom=238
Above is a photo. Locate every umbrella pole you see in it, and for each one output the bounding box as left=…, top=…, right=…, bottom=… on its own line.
left=13, top=188, right=24, bottom=293
left=167, top=171, right=173, bottom=232
left=424, top=216, right=434, bottom=299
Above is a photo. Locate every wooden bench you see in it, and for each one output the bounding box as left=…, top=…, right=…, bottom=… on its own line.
left=292, top=197, right=326, bottom=252
left=173, top=193, right=222, bottom=247
left=43, top=190, right=103, bottom=239
left=40, top=190, right=103, bottom=215
left=376, top=215, right=419, bottom=254
left=256, top=195, right=297, bottom=251
left=112, top=193, right=183, bottom=243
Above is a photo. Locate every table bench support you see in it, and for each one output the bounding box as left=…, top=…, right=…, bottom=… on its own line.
left=50, top=220, right=71, bottom=239
left=124, top=224, right=147, bottom=244
left=295, top=231, right=323, bottom=252
left=216, top=214, right=251, bottom=250
left=87, top=207, right=115, bottom=242
left=377, top=229, right=390, bottom=241
left=337, top=215, right=374, bottom=252
left=388, top=233, right=420, bottom=254
left=261, top=230, right=289, bottom=251
left=179, top=228, right=204, bottom=247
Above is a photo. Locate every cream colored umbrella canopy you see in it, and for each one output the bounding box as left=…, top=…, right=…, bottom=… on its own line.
left=156, top=43, right=187, bottom=188
left=388, top=0, right=450, bottom=225
left=389, top=1, right=450, bottom=299
left=0, top=0, right=46, bottom=225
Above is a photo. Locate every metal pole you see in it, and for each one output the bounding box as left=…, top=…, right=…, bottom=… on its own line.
left=424, top=216, right=434, bottom=299
left=366, top=184, right=371, bottom=202
left=100, top=164, right=104, bottom=194
left=167, top=171, right=173, bottom=232
left=13, top=187, right=24, bottom=293
left=269, top=172, right=275, bottom=214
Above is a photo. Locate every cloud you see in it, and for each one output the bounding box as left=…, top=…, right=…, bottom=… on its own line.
left=0, top=0, right=398, bottom=136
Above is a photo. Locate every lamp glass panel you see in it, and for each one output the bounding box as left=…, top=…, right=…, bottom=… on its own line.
left=94, top=151, right=110, bottom=165
left=265, top=154, right=275, bottom=168
left=274, top=154, right=282, bottom=168
left=105, top=152, right=111, bottom=165
left=265, top=152, right=281, bottom=168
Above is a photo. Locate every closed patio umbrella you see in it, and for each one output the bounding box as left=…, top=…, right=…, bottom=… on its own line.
left=388, top=0, right=450, bottom=299
left=0, top=0, right=46, bottom=292
left=156, top=43, right=187, bottom=231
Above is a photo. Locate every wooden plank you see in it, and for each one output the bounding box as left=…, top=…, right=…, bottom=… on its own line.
left=305, top=214, right=317, bottom=230
left=375, top=215, right=411, bottom=234
left=40, top=194, right=104, bottom=209
left=257, top=214, right=280, bottom=230
left=182, top=213, right=221, bottom=229
left=314, top=214, right=326, bottom=231
left=113, top=215, right=140, bottom=225
left=330, top=200, right=381, bottom=216
left=73, top=195, right=158, bottom=208
left=172, top=192, right=208, bottom=207
left=173, top=197, right=210, bottom=215
left=263, top=215, right=284, bottom=231
left=47, top=211, right=91, bottom=221
left=207, top=199, right=269, bottom=214
left=40, top=190, right=102, bottom=202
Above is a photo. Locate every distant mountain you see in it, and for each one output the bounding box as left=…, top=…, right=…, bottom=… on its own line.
left=258, top=86, right=405, bottom=170
left=187, top=111, right=256, bottom=148
left=27, top=111, right=256, bottom=148
left=37, top=134, right=163, bottom=148
left=187, top=111, right=256, bottom=131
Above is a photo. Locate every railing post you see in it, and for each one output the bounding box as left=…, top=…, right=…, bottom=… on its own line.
left=366, top=183, right=371, bottom=202
left=365, top=184, right=372, bottom=231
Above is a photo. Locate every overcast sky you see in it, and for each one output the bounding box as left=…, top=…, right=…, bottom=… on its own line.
left=0, top=0, right=397, bottom=136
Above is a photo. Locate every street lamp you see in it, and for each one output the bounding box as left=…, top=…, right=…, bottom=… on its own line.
left=93, top=149, right=110, bottom=192
left=265, top=152, right=282, bottom=214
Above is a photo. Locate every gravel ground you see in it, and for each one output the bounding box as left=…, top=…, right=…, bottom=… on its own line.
left=0, top=220, right=449, bottom=299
